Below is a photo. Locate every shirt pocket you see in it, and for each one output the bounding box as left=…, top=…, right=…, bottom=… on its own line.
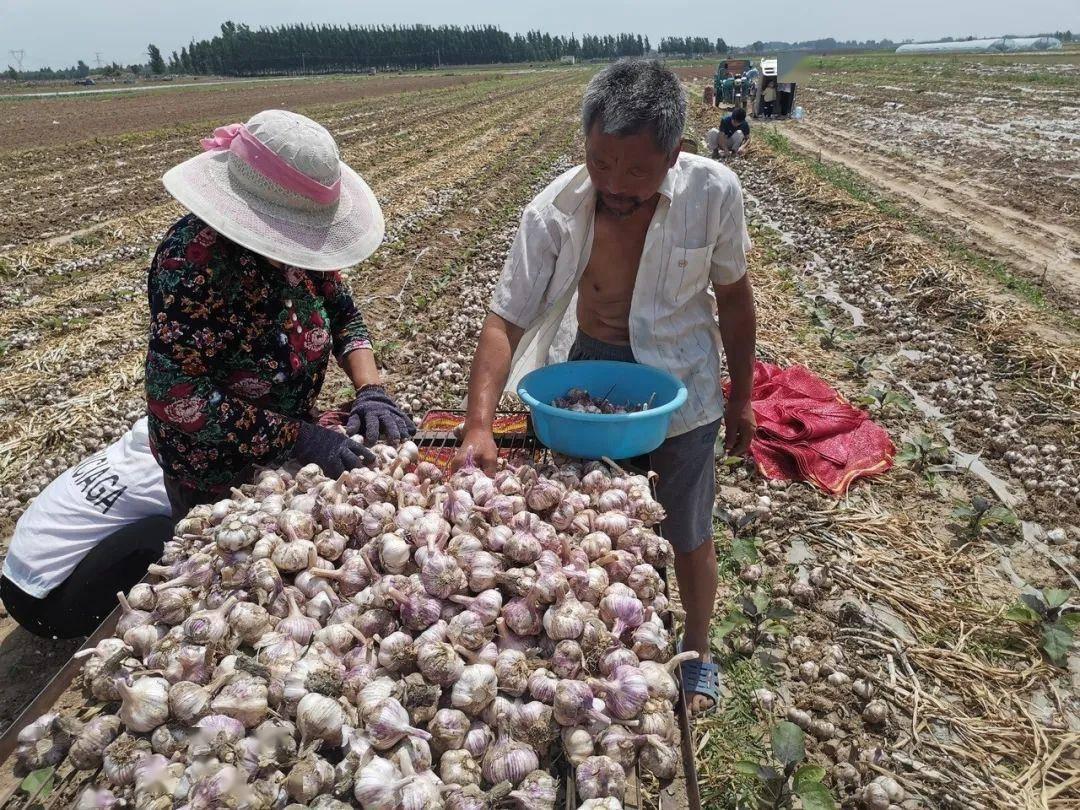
left=663, top=245, right=713, bottom=308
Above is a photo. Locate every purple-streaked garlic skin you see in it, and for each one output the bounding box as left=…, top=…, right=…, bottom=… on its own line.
left=57, top=447, right=677, bottom=802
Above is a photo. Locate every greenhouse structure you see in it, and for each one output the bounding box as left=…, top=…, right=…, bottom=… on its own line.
left=895, top=37, right=1062, bottom=54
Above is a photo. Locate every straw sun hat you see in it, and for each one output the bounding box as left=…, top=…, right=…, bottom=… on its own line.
left=162, top=109, right=384, bottom=271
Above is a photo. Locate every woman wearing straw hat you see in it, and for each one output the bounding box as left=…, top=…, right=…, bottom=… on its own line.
left=148, top=109, right=414, bottom=513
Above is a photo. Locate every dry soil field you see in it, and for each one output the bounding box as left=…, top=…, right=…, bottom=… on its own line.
left=0, top=57, right=1077, bottom=808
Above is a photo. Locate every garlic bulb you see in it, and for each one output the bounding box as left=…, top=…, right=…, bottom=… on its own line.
left=482, top=717, right=539, bottom=787
left=639, top=652, right=698, bottom=701
left=597, top=725, right=641, bottom=771
left=416, top=641, right=465, bottom=686
left=297, top=692, right=346, bottom=746
left=428, top=708, right=470, bottom=754
left=354, top=755, right=405, bottom=809
left=439, top=748, right=482, bottom=788
left=286, top=753, right=335, bottom=804
left=637, top=698, right=677, bottom=742
left=638, top=734, right=679, bottom=779
left=508, top=769, right=559, bottom=809
left=68, top=714, right=121, bottom=769
left=589, top=665, right=649, bottom=721
left=451, top=663, right=498, bottom=716
left=116, top=591, right=152, bottom=636
left=117, top=676, right=169, bottom=733
left=463, top=720, right=494, bottom=759
left=102, top=733, right=152, bottom=786
left=276, top=591, right=321, bottom=644
left=377, top=630, right=417, bottom=673
left=127, top=582, right=156, bottom=612
left=450, top=589, right=503, bottom=624
left=228, top=601, right=273, bottom=645
left=182, top=595, right=237, bottom=645
left=527, top=667, right=558, bottom=703
left=576, top=755, right=627, bottom=801
left=15, top=715, right=80, bottom=772
left=448, top=609, right=494, bottom=650
left=149, top=723, right=190, bottom=758
left=365, top=698, right=432, bottom=750
left=167, top=681, right=213, bottom=725
left=630, top=616, right=670, bottom=661
left=554, top=679, right=610, bottom=727
left=552, top=639, right=585, bottom=679
left=495, top=649, right=532, bottom=697
left=210, top=677, right=269, bottom=728
left=561, top=725, right=595, bottom=766
left=511, top=701, right=558, bottom=751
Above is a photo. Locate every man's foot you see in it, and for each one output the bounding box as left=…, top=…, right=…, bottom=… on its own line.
left=678, top=639, right=720, bottom=715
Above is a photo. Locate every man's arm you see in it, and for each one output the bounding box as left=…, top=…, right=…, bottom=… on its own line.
left=713, top=274, right=757, bottom=455
left=455, top=200, right=557, bottom=472
left=457, top=314, right=525, bottom=473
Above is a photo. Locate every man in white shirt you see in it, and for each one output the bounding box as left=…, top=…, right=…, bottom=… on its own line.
left=455, top=59, right=757, bottom=713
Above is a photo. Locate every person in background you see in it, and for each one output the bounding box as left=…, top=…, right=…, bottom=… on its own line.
left=1, top=419, right=173, bottom=638
left=721, top=74, right=736, bottom=104
left=454, top=60, right=757, bottom=715
left=762, top=82, right=777, bottom=117
left=147, top=109, right=414, bottom=515
left=708, top=108, right=751, bottom=159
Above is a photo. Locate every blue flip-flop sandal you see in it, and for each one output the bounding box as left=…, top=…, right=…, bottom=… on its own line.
left=677, top=639, right=720, bottom=713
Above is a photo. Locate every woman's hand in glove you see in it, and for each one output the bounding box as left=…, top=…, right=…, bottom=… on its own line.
left=345, top=384, right=417, bottom=445
left=293, top=422, right=376, bottom=478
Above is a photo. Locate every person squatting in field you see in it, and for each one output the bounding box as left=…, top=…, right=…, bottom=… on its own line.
left=454, top=59, right=758, bottom=714
left=707, top=108, right=751, bottom=159
left=1, top=109, right=409, bottom=637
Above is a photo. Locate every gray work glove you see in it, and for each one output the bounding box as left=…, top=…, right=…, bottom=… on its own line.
left=293, top=422, right=375, bottom=478
left=345, top=384, right=417, bottom=446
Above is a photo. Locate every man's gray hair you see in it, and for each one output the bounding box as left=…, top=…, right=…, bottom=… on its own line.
left=581, top=59, right=687, bottom=154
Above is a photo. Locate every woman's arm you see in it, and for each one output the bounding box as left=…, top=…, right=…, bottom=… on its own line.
left=318, top=272, right=382, bottom=390
left=341, top=347, right=381, bottom=390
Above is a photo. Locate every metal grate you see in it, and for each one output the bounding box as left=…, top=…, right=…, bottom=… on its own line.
left=414, top=409, right=547, bottom=472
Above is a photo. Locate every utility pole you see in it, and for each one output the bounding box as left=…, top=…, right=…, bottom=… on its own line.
left=436, top=48, right=441, bottom=68
left=94, top=52, right=103, bottom=69
left=300, top=51, right=305, bottom=73
left=9, top=49, right=25, bottom=71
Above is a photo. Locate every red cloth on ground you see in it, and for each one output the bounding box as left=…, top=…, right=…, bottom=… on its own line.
left=730, top=362, right=895, bottom=496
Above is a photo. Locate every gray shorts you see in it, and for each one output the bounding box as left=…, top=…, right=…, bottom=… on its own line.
left=568, top=331, right=720, bottom=554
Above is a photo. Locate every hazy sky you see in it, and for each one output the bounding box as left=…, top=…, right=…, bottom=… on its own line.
left=2, top=0, right=1076, bottom=69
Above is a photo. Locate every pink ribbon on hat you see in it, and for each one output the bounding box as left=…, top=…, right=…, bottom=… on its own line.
left=201, top=123, right=341, bottom=206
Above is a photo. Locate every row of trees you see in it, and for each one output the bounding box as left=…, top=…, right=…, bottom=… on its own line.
left=658, top=37, right=729, bottom=55
left=160, top=23, right=650, bottom=76
left=739, top=37, right=897, bottom=53
left=3, top=46, right=165, bottom=81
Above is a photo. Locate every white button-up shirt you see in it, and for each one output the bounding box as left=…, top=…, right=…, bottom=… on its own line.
left=490, top=152, right=751, bottom=437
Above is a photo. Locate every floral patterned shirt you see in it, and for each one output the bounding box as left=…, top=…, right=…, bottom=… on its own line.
left=145, top=214, right=372, bottom=495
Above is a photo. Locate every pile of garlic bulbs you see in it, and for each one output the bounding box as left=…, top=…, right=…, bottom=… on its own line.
left=23, top=442, right=688, bottom=810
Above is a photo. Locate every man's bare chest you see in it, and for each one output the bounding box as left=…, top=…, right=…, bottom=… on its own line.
left=580, top=217, right=649, bottom=299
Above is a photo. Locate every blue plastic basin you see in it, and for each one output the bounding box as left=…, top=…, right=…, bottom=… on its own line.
left=517, top=361, right=688, bottom=460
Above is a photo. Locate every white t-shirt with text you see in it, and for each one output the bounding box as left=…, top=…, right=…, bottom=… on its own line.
left=2, top=418, right=171, bottom=598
